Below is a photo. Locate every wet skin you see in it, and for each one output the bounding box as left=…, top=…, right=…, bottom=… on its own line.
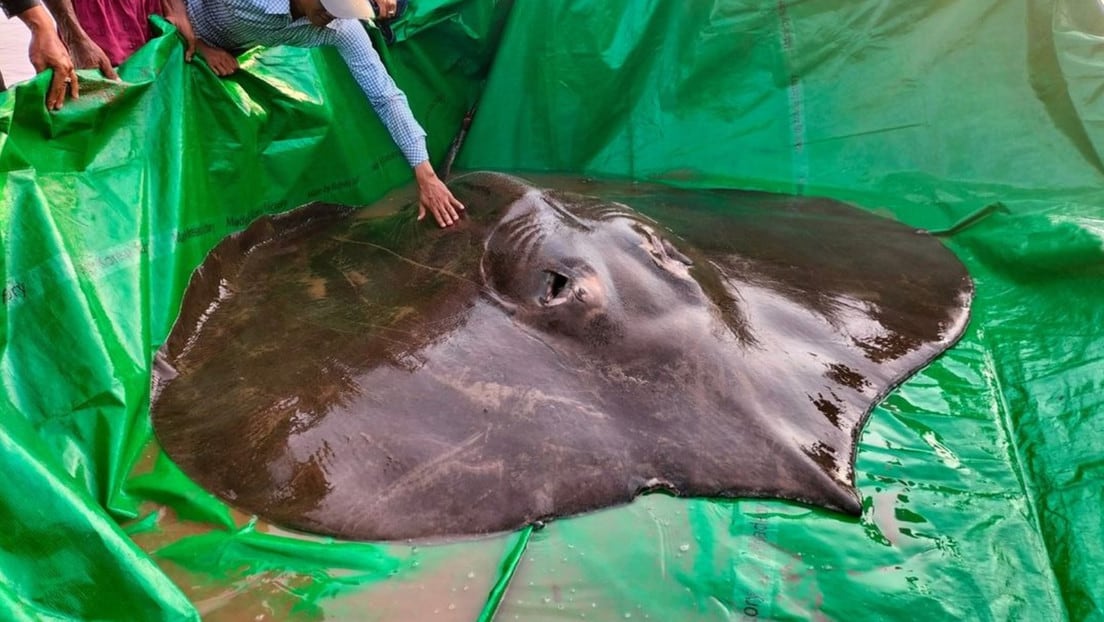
left=151, top=172, right=973, bottom=541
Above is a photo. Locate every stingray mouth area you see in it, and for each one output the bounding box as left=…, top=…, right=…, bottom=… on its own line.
left=540, top=270, right=572, bottom=306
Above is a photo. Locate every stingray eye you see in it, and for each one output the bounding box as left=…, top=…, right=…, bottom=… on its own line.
left=662, top=238, right=693, bottom=266
left=640, top=227, right=693, bottom=268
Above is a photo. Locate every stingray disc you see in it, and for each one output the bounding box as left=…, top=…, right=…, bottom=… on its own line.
left=151, top=172, right=973, bottom=541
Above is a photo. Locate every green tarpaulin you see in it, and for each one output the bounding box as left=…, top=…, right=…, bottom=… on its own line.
left=1, top=0, right=1101, bottom=619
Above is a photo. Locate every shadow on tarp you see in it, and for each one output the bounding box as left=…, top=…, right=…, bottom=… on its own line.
left=1, top=0, right=1102, bottom=620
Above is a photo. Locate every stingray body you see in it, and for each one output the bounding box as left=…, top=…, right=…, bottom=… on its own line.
left=151, top=172, right=972, bottom=541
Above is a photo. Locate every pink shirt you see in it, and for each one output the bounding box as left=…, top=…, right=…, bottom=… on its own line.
left=74, top=0, right=163, bottom=66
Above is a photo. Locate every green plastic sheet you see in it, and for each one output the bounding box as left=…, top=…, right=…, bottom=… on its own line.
left=1, top=0, right=1101, bottom=619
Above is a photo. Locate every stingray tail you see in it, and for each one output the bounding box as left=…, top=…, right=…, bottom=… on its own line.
left=438, top=106, right=477, bottom=181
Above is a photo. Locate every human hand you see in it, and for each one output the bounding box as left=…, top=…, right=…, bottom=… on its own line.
left=374, top=0, right=398, bottom=19
left=414, top=161, right=465, bottom=228
left=21, top=6, right=79, bottom=110
left=196, top=40, right=238, bottom=76
left=65, top=34, right=119, bottom=80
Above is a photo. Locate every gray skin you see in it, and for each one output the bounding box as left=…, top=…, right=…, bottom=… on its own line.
left=151, top=172, right=973, bottom=542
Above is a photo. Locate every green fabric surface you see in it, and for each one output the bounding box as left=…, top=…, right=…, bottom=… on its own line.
left=1, top=0, right=1101, bottom=619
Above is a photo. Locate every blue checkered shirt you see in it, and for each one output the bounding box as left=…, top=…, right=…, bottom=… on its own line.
left=186, top=0, right=429, bottom=167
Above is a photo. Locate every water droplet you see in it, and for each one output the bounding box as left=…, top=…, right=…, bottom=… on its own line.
left=678, top=544, right=690, bottom=552
left=570, top=588, right=577, bottom=593
left=448, top=604, right=456, bottom=611
left=433, top=609, right=440, bottom=615
left=467, top=571, right=476, bottom=579
left=463, top=585, right=470, bottom=591
left=591, top=603, right=597, bottom=608
left=624, top=614, right=633, bottom=619
left=528, top=581, right=535, bottom=587
left=543, top=597, right=552, bottom=604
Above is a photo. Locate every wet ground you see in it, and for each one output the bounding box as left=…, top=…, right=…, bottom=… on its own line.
left=1, top=18, right=35, bottom=87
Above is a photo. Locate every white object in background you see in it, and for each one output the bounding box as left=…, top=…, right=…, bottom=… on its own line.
left=0, top=18, right=36, bottom=87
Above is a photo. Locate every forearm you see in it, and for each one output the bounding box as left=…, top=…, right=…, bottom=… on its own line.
left=161, top=0, right=186, bottom=20
left=347, top=56, right=429, bottom=166
left=14, top=3, right=50, bottom=30
left=374, top=93, right=429, bottom=167
left=41, top=0, right=88, bottom=47
left=332, top=24, right=429, bottom=167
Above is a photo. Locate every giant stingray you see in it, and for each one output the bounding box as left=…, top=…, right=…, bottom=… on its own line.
left=151, top=172, right=973, bottom=541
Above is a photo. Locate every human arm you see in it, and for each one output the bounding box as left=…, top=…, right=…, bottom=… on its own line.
left=205, top=11, right=463, bottom=225
left=328, top=21, right=465, bottom=227
left=161, top=0, right=196, bottom=61
left=9, top=3, right=79, bottom=109
left=41, top=0, right=118, bottom=79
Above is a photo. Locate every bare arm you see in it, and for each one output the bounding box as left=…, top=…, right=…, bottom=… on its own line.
left=161, top=0, right=196, bottom=61
left=41, top=0, right=118, bottom=78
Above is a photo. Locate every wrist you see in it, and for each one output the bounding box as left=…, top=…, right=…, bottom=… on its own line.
left=54, top=17, right=90, bottom=46
left=413, top=161, right=437, bottom=183
left=19, top=6, right=54, bottom=33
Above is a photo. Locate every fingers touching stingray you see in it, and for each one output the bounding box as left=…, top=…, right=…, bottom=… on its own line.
left=150, top=172, right=973, bottom=541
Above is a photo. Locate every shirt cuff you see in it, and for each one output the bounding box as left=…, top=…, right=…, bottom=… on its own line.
left=402, top=138, right=430, bottom=169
